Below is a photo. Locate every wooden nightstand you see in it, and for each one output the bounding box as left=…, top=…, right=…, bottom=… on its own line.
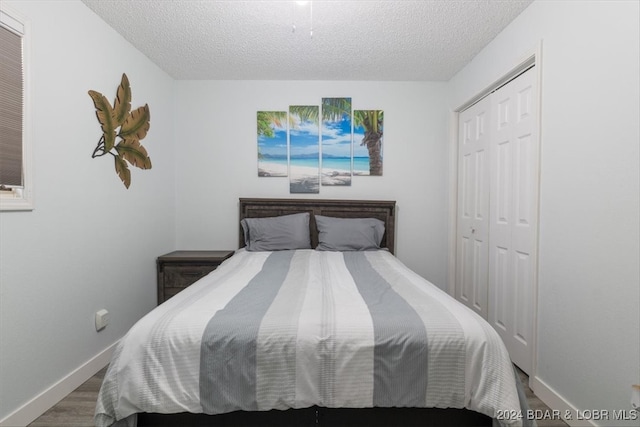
left=156, top=250, right=234, bottom=304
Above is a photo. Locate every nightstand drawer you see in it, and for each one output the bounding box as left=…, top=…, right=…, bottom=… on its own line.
left=162, top=265, right=216, bottom=288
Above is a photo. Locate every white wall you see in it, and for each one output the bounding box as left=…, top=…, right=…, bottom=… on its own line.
left=174, top=80, right=450, bottom=284
left=448, top=1, right=640, bottom=425
left=0, top=1, right=175, bottom=423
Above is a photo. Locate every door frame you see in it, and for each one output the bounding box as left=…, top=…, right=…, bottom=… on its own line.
left=447, top=42, right=543, bottom=380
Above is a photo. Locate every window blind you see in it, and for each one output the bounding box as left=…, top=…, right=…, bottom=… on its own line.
left=0, top=24, right=23, bottom=187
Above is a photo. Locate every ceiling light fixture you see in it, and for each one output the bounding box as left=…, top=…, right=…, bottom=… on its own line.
left=291, top=1, right=313, bottom=39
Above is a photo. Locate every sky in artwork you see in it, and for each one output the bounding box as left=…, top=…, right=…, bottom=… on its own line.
left=322, top=114, right=352, bottom=158
left=353, top=123, right=369, bottom=157
left=258, top=123, right=287, bottom=157
left=290, top=112, right=319, bottom=157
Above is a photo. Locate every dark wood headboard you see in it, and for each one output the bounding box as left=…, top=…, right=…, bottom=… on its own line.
left=239, top=198, right=396, bottom=254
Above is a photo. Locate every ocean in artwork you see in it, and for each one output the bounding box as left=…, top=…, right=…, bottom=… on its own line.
left=321, top=157, right=371, bottom=173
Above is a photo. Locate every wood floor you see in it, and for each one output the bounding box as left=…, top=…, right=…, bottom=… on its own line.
left=28, top=366, right=107, bottom=427
left=28, top=366, right=568, bottom=427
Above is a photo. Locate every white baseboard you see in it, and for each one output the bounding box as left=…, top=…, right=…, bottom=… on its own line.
left=0, top=341, right=118, bottom=427
left=530, top=375, right=597, bottom=427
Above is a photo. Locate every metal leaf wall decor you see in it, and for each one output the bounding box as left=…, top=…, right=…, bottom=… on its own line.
left=88, top=73, right=151, bottom=188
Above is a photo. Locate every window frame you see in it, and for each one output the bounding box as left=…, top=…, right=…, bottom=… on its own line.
left=0, top=5, right=33, bottom=211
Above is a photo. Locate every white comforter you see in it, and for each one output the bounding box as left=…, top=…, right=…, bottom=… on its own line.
left=95, top=249, right=524, bottom=427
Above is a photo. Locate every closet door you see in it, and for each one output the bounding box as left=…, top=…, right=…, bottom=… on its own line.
left=488, top=67, right=538, bottom=375
left=455, top=97, right=491, bottom=319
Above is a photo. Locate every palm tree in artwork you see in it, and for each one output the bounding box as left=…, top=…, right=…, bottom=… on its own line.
left=257, top=111, right=287, bottom=159
left=288, top=105, right=319, bottom=127
left=312, top=99, right=383, bottom=176
left=353, top=110, right=383, bottom=176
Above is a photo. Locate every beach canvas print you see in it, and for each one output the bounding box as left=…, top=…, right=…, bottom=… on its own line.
left=289, top=105, right=320, bottom=193
left=321, top=98, right=352, bottom=186
left=353, top=110, right=384, bottom=176
left=257, top=111, right=288, bottom=177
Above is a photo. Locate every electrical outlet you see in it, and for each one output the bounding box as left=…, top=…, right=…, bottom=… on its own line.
left=95, top=309, right=109, bottom=332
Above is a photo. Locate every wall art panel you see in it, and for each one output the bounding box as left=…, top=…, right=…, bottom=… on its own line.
left=321, top=97, right=352, bottom=186
left=354, top=110, right=384, bottom=176
left=289, top=105, right=320, bottom=193
left=257, top=111, right=288, bottom=177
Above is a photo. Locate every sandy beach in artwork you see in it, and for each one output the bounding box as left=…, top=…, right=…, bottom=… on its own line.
left=289, top=163, right=321, bottom=193
left=258, top=161, right=287, bottom=177
left=260, top=161, right=371, bottom=179
left=321, top=167, right=352, bottom=186
left=259, top=160, right=372, bottom=191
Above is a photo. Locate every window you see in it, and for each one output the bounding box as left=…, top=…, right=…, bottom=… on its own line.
left=0, top=6, right=32, bottom=211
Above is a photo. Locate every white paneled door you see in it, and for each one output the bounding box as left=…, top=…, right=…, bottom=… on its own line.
left=455, top=97, right=491, bottom=320
left=456, top=67, right=538, bottom=375
left=488, top=67, right=538, bottom=375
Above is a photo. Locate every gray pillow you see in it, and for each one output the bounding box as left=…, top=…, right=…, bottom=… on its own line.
left=241, top=212, right=311, bottom=251
left=315, top=215, right=385, bottom=251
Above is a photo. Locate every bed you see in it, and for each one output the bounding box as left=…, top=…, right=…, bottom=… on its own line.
left=95, top=198, right=532, bottom=427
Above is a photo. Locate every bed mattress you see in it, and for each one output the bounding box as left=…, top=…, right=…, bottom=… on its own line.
left=95, top=249, right=525, bottom=427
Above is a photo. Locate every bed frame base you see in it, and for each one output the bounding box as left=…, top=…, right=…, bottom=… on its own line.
left=139, top=406, right=491, bottom=426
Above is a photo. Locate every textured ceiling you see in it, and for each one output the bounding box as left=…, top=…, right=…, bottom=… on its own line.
left=81, top=0, right=533, bottom=81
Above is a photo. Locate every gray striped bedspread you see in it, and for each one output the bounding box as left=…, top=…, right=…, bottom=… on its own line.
left=95, top=249, right=525, bottom=427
